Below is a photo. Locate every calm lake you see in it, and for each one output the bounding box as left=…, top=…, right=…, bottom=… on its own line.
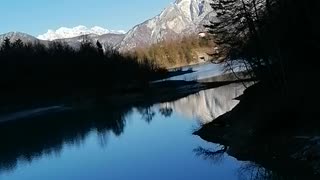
left=0, top=83, right=256, bottom=180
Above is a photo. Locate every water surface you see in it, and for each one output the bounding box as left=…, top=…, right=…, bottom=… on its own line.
left=0, top=83, right=248, bottom=180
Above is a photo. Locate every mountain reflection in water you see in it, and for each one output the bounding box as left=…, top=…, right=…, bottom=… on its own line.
left=0, top=83, right=257, bottom=180
left=160, top=83, right=246, bottom=123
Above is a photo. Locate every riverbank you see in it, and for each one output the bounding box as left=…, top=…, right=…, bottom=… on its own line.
left=167, top=61, right=211, bottom=71
left=0, top=81, right=251, bottom=180
left=0, top=70, right=251, bottom=125
left=194, top=79, right=320, bottom=178
left=0, top=58, right=251, bottom=124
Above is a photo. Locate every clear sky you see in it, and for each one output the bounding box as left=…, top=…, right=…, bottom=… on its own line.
left=0, top=0, right=173, bottom=36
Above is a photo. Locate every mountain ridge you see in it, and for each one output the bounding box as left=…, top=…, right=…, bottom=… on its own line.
left=0, top=32, right=41, bottom=44
left=118, top=0, right=218, bottom=51
left=37, top=25, right=126, bottom=41
left=0, top=0, right=217, bottom=51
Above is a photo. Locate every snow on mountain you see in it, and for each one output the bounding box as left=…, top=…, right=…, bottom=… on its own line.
left=118, top=0, right=218, bottom=51
left=0, top=32, right=42, bottom=44
left=2, top=0, right=218, bottom=51
left=37, top=25, right=125, bottom=41
left=55, top=33, right=125, bottom=50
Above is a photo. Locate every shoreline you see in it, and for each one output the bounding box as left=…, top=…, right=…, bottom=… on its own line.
left=194, top=81, right=320, bottom=178
left=0, top=72, right=251, bottom=125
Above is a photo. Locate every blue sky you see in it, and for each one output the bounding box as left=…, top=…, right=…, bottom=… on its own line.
left=0, top=0, right=173, bottom=36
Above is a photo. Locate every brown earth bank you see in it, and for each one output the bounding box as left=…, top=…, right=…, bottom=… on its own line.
left=129, top=35, right=222, bottom=69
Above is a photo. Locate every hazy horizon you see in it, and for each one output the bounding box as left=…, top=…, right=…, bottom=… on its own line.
left=0, top=0, right=173, bottom=36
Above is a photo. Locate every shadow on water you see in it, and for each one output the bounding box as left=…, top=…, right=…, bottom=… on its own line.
left=0, top=80, right=230, bottom=171
left=0, top=105, right=131, bottom=173
left=0, top=102, right=181, bottom=175
left=166, top=68, right=195, bottom=79
left=0, top=81, right=279, bottom=180
left=0, top=81, right=248, bottom=175
left=194, top=82, right=320, bottom=180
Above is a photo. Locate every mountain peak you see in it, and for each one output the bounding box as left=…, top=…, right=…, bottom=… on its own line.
left=37, top=26, right=126, bottom=41
left=2, top=0, right=215, bottom=51
left=0, top=32, right=40, bottom=44
left=119, top=0, right=214, bottom=51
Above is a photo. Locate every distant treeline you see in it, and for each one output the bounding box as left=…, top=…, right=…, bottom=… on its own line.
left=130, top=36, right=217, bottom=68
left=0, top=38, right=166, bottom=93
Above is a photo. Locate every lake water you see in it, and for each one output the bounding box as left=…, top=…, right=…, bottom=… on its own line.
left=157, top=61, right=246, bottom=82
left=0, top=83, right=251, bottom=180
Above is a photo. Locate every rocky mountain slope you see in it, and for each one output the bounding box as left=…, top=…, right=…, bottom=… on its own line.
left=119, top=0, right=218, bottom=51
left=0, top=32, right=42, bottom=44
left=0, top=0, right=217, bottom=51
left=53, top=33, right=125, bottom=49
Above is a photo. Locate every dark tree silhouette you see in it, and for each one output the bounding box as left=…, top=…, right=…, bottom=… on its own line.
left=207, top=0, right=320, bottom=86
left=159, top=107, right=173, bottom=118
left=0, top=39, right=167, bottom=99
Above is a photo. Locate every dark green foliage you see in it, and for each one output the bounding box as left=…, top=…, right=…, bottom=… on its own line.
left=0, top=38, right=166, bottom=94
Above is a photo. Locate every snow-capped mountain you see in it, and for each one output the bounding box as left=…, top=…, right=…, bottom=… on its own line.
left=37, top=25, right=125, bottom=41
left=1, top=0, right=218, bottom=52
left=0, top=31, right=124, bottom=51
left=119, top=0, right=218, bottom=51
left=0, top=32, right=43, bottom=44
left=54, top=33, right=125, bottom=50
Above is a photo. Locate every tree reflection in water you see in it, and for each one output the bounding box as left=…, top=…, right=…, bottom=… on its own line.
left=137, top=107, right=156, bottom=123
left=193, top=145, right=297, bottom=180
left=0, top=104, right=152, bottom=174
left=159, top=106, right=173, bottom=118
left=194, top=145, right=227, bottom=164
left=238, top=163, right=274, bottom=180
